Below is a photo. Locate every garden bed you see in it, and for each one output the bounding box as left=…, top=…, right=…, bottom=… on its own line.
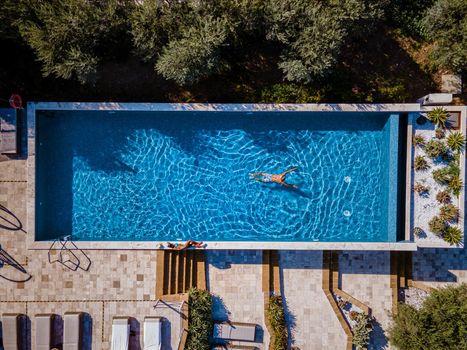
left=411, top=107, right=465, bottom=246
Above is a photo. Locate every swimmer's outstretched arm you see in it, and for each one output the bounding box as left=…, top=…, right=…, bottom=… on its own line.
left=282, top=167, right=298, bottom=175
left=250, top=172, right=265, bottom=176
left=281, top=182, right=298, bottom=189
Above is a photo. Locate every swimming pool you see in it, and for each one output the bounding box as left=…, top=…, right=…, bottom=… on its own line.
left=35, top=108, right=401, bottom=242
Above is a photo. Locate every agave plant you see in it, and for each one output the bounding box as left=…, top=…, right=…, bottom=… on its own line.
left=448, top=177, right=463, bottom=196
left=428, top=216, right=447, bottom=235
left=414, top=155, right=429, bottom=171
left=427, top=107, right=449, bottom=127
left=435, top=128, right=445, bottom=139
left=442, top=226, right=463, bottom=246
left=425, top=140, right=447, bottom=158
left=439, top=204, right=459, bottom=222
left=413, top=226, right=424, bottom=238
left=412, top=134, right=426, bottom=147
left=447, top=131, right=466, bottom=152
left=432, top=168, right=450, bottom=184
left=436, top=190, right=451, bottom=204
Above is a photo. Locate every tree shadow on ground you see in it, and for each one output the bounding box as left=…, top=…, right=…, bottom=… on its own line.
left=330, top=25, right=437, bottom=103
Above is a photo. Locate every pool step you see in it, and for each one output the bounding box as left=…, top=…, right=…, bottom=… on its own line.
left=390, top=251, right=413, bottom=315
left=156, top=250, right=207, bottom=299
left=262, top=250, right=281, bottom=294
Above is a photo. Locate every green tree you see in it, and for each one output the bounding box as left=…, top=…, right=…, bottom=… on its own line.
left=155, top=15, right=229, bottom=85
left=422, top=0, right=467, bottom=72
left=389, top=284, right=467, bottom=350
left=265, top=0, right=385, bottom=83
left=17, top=0, right=133, bottom=84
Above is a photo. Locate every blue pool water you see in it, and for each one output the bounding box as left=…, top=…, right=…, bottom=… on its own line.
left=36, top=110, right=400, bottom=242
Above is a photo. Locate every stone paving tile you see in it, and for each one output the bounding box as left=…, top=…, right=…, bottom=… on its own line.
left=0, top=159, right=27, bottom=181
left=340, top=251, right=392, bottom=350
left=280, top=250, right=347, bottom=350
left=412, top=248, right=467, bottom=287
left=207, top=250, right=268, bottom=349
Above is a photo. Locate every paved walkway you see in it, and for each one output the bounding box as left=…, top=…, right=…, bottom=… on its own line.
left=280, top=250, right=346, bottom=350
left=340, top=251, right=393, bottom=350
left=207, top=250, right=269, bottom=349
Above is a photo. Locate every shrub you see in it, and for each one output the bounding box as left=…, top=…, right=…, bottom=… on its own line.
left=389, top=284, right=467, bottom=350
left=267, top=295, right=288, bottom=350
left=439, top=204, right=459, bottom=222
left=442, top=226, right=463, bottom=246
left=428, top=216, right=446, bottom=235
left=425, top=140, right=447, bottom=158
left=413, top=227, right=423, bottom=238
left=377, top=83, right=408, bottom=102
left=265, top=0, right=385, bottom=83
left=17, top=0, right=132, bottom=84
left=435, top=128, right=445, bottom=139
left=427, top=108, right=449, bottom=127
left=260, top=84, right=324, bottom=103
left=155, top=16, right=230, bottom=85
left=414, top=156, right=429, bottom=171
left=447, top=131, right=466, bottom=152
left=436, top=190, right=451, bottom=204
left=412, top=135, right=426, bottom=147
left=185, top=287, right=213, bottom=350
left=422, top=0, right=467, bottom=72
left=352, top=313, right=372, bottom=349
left=448, top=177, right=463, bottom=196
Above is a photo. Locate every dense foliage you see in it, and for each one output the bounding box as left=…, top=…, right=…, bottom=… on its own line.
left=352, top=313, right=372, bottom=349
left=185, top=287, right=213, bottom=350
left=389, top=284, right=467, bottom=350
left=16, top=0, right=132, bottom=84
left=266, top=295, right=288, bottom=350
left=421, top=0, right=467, bottom=72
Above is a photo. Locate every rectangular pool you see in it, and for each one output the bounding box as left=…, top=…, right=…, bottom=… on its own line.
left=35, top=109, right=401, bottom=242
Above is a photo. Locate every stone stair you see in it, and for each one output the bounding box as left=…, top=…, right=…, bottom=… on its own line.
left=262, top=250, right=280, bottom=294
left=156, top=250, right=207, bottom=299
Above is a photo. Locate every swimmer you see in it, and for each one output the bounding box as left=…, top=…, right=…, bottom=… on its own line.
left=250, top=167, right=298, bottom=189
left=167, top=240, right=204, bottom=250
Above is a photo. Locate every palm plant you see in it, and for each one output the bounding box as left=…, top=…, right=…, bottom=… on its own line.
left=439, top=204, right=459, bottom=222
left=442, top=226, right=463, bottom=246
left=448, top=177, right=463, bottom=196
left=447, top=131, right=466, bottom=152
left=412, top=134, right=426, bottom=147
left=414, top=155, right=429, bottom=171
left=436, top=190, right=451, bottom=204
left=427, top=107, right=449, bottom=127
left=185, top=287, right=213, bottom=350
left=428, top=216, right=446, bottom=235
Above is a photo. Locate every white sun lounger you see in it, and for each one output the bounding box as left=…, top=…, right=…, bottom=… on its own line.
left=143, top=317, right=162, bottom=350
left=213, top=321, right=256, bottom=342
left=111, top=317, right=130, bottom=350
left=63, top=312, right=84, bottom=350
left=35, top=314, right=55, bottom=350
left=2, top=313, right=26, bottom=350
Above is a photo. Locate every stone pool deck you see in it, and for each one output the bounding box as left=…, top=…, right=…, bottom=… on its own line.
left=1, top=158, right=466, bottom=350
